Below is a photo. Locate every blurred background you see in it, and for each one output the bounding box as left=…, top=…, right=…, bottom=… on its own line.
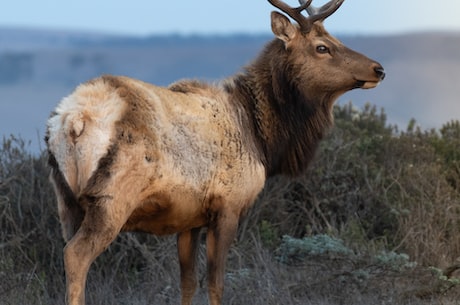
left=0, top=0, right=460, bottom=151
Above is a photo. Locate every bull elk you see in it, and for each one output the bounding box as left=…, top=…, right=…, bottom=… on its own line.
left=45, top=0, right=385, bottom=304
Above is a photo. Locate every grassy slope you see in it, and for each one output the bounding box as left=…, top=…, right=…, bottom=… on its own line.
left=1, top=104, right=459, bottom=304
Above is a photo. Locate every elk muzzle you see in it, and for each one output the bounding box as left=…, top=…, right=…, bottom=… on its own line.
left=356, top=63, right=385, bottom=89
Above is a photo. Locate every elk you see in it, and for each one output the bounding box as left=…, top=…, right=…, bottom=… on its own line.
left=45, top=0, right=385, bottom=304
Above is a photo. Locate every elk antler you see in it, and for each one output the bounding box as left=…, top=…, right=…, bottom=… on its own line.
left=268, top=0, right=345, bottom=33
left=301, top=0, right=344, bottom=22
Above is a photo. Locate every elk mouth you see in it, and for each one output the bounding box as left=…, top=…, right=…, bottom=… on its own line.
left=354, top=66, right=385, bottom=89
left=354, top=80, right=381, bottom=90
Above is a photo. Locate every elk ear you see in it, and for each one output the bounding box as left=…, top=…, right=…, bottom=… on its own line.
left=271, top=11, right=297, bottom=45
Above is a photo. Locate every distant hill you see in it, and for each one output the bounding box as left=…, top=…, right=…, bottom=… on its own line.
left=1, top=28, right=460, bottom=152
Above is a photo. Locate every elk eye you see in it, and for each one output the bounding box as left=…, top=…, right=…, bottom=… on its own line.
left=316, top=45, right=329, bottom=54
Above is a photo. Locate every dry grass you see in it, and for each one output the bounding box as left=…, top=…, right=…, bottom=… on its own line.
left=1, top=104, right=460, bottom=304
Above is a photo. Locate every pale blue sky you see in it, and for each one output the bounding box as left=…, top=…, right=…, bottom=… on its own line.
left=1, top=0, right=460, bottom=36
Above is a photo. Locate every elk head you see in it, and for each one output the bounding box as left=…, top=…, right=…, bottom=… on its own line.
left=268, top=0, right=385, bottom=102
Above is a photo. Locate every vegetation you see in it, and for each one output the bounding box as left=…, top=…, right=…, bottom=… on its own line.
left=1, top=102, right=459, bottom=304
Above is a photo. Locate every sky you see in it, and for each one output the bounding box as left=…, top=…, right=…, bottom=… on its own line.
left=1, top=0, right=460, bottom=36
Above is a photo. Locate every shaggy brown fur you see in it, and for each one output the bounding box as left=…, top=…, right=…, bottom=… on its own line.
left=46, top=3, right=384, bottom=305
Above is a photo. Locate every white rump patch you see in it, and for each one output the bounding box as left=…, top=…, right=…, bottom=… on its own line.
left=47, top=79, right=127, bottom=195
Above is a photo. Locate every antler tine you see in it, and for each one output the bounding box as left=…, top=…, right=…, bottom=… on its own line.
left=300, top=0, right=313, bottom=9
left=268, top=0, right=312, bottom=32
left=269, top=0, right=344, bottom=33
left=300, top=0, right=345, bottom=23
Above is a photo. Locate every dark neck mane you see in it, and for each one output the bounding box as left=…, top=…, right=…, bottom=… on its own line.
left=224, top=39, right=334, bottom=177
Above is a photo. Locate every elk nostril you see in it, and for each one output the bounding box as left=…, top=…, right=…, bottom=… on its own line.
left=374, top=66, right=385, bottom=80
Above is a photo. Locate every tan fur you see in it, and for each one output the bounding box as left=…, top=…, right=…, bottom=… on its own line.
left=46, top=3, right=384, bottom=305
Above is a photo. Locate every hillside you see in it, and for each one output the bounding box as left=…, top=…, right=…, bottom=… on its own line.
left=1, top=28, right=460, bottom=151
left=2, top=103, right=460, bottom=304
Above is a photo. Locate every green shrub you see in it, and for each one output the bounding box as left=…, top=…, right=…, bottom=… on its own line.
left=2, top=102, right=460, bottom=304
left=374, top=251, right=417, bottom=272
left=276, top=234, right=354, bottom=265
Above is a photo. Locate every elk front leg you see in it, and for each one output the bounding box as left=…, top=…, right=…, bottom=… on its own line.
left=64, top=203, right=121, bottom=305
left=177, top=228, right=201, bottom=305
left=206, top=209, right=239, bottom=305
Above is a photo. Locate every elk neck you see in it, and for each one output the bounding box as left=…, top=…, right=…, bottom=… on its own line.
left=224, top=39, right=335, bottom=178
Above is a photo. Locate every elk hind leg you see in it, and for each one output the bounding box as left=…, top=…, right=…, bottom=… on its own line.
left=206, top=209, right=239, bottom=305
left=177, top=228, right=201, bottom=305
left=64, top=202, right=122, bottom=305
